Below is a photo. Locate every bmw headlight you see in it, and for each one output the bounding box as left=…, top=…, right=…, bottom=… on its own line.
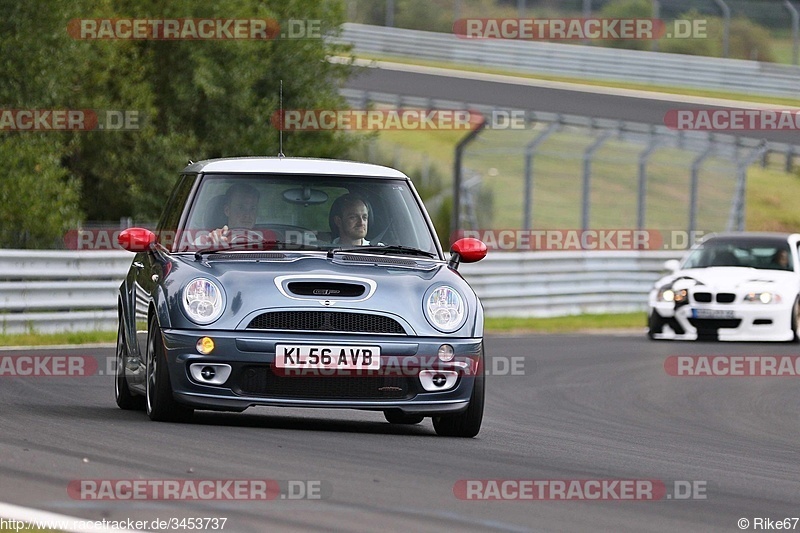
left=183, top=278, right=225, bottom=324
left=425, top=286, right=466, bottom=332
left=658, top=287, right=687, bottom=303
left=744, top=292, right=779, bottom=304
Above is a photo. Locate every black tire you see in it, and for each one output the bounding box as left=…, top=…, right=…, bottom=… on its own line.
left=145, top=316, right=193, bottom=422
left=383, top=410, right=424, bottom=425
left=647, top=311, right=665, bottom=340
left=790, top=297, right=800, bottom=344
left=115, top=318, right=145, bottom=411
left=433, top=372, right=484, bottom=438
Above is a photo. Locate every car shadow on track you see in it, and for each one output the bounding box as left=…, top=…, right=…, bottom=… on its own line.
left=55, top=405, right=440, bottom=437
left=190, top=410, right=438, bottom=437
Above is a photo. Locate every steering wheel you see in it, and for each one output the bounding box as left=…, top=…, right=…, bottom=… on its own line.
left=227, top=228, right=268, bottom=245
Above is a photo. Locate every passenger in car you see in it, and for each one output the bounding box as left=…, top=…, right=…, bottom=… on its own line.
left=329, top=193, right=372, bottom=246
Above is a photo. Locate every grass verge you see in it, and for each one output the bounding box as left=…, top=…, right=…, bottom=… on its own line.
left=485, top=312, right=647, bottom=333
left=0, top=330, right=116, bottom=347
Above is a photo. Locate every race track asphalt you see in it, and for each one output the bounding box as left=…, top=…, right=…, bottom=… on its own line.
left=1, top=333, right=798, bottom=532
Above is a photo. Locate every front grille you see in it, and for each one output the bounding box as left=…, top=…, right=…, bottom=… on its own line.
left=236, top=365, right=414, bottom=400
left=246, top=311, right=405, bottom=334
left=716, top=293, right=736, bottom=303
left=688, top=318, right=742, bottom=330
left=694, top=292, right=712, bottom=303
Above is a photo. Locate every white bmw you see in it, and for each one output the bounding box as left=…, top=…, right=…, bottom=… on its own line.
left=648, top=233, right=800, bottom=342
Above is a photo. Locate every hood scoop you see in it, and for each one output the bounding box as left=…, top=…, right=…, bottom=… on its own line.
left=287, top=281, right=366, bottom=298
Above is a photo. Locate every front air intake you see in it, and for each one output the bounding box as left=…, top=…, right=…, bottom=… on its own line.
left=287, top=282, right=365, bottom=298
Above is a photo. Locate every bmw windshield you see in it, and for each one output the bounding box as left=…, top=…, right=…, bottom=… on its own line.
left=681, top=238, right=793, bottom=271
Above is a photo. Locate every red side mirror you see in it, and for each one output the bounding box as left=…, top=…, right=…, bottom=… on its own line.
left=449, top=238, right=487, bottom=269
left=117, top=227, right=156, bottom=253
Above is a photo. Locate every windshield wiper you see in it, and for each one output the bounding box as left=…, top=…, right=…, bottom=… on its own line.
left=194, top=240, right=319, bottom=260
left=328, top=245, right=436, bottom=259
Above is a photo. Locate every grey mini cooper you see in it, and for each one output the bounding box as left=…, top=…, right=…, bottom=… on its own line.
left=115, top=157, right=488, bottom=437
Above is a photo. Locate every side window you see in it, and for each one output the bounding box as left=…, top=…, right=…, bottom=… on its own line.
left=156, top=174, right=197, bottom=249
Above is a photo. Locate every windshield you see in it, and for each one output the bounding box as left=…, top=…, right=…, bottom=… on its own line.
left=167, top=173, right=439, bottom=257
left=682, top=238, right=793, bottom=271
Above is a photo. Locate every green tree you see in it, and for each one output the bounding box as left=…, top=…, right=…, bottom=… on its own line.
left=597, top=0, right=652, bottom=51
left=0, top=0, right=85, bottom=247
left=0, top=0, right=356, bottom=247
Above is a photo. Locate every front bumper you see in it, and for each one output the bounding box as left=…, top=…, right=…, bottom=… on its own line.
left=648, top=299, right=794, bottom=342
left=161, top=329, right=483, bottom=414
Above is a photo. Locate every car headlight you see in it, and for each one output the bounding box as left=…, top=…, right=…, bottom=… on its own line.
left=658, top=288, right=687, bottom=303
left=658, top=288, right=675, bottom=302
left=425, top=286, right=466, bottom=332
left=183, top=278, right=225, bottom=324
left=744, top=292, right=779, bottom=304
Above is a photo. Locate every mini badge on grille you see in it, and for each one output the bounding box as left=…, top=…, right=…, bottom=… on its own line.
left=319, top=300, right=335, bottom=306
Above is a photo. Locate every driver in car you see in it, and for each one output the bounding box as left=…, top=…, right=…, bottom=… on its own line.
left=204, top=183, right=260, bottom=246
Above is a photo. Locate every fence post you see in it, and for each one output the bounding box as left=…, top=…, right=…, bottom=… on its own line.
left=689, top=144, right=714, bottom=236
left=637, top=132, right=660, bottom=230
left=582, top=131, right=612, bottom=230
left=523, top=121, right=560, bottom=230
left=452, top=119, right=487, bottom=238
left=785, top=0, right=800, bottom=66
left=652, top=0, right=660, bottom=52
left=728, top=141, right=768, bottom=231
left=713, top=0, right=731, bottom=58
left=386, top=0, right=394, bottom=27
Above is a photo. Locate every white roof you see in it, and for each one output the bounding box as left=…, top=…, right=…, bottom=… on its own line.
left=183, top=157, right=408, bottom=178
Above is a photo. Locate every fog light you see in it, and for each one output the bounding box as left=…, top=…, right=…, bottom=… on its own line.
left=437, top=344, right=455, bottom=362
left=196, top=337, right=215, bottom=354
left=189, top=363, right=232, bottom=386
left=200, top=366, right=216, bottom=380
left=418, top=370, right=458, bottom=392
left=432, top=373, right=447, bottom=387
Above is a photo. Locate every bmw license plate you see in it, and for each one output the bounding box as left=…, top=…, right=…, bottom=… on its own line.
left=275, top=344, right=380, bottom=370
left=691, top=309, right=735, bottom=319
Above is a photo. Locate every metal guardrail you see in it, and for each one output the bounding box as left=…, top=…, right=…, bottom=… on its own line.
left=0, top=250, right=680, bottom=333
left=460, top=250, right=681, bottom=317
left=336, top=23, right=800, bottom=99
left=0, top=250, right=131, bottom=334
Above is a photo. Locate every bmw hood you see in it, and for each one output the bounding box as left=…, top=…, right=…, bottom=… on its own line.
left=654, top=267, right=796, bottom=291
